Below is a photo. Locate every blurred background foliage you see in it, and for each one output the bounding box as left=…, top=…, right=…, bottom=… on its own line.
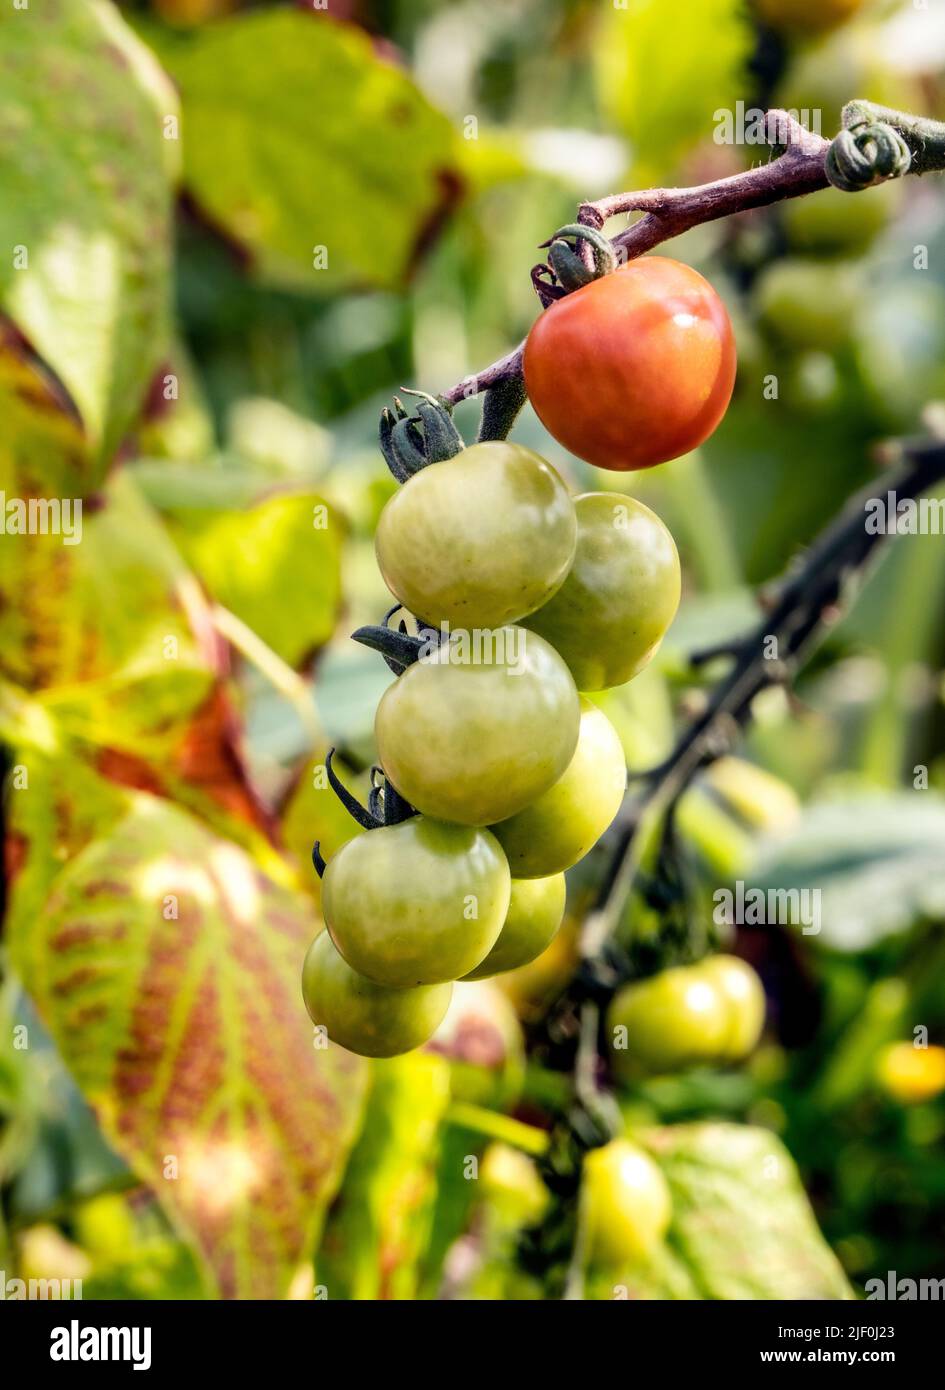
left=1, top=0, right=945, bottom=1299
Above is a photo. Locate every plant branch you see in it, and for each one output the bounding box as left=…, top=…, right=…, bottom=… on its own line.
left=439, top=103, right=945, bottom=410
left=584, top=434, right=945, bottom=964
left=578, top=110, right=829, bottom=253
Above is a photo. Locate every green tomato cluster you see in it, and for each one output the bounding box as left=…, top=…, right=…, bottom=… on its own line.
left=607, top=954, right=766, bottom=1079
left=303, top=441, right=682, bottom=1059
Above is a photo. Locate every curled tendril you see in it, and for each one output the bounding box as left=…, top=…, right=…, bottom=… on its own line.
left=825, top=121, right=912, bottom=192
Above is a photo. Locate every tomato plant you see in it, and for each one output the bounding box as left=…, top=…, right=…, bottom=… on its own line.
left=322, top=817, right=511, bottom=987
left=581, top=1139, right=672, bottom=1266
left=462, top=873, right=567, bottom=980
left=524, top=492, right=680, bottom=690
left=303, top=931, right=453, bottom=1058
left=375, top=628, right=581, bottom=825
left=523, top=257, right=737, bottom=471
left=492, top=697, right=627, bottom=877
left=375, top=442, right=577, bottom=629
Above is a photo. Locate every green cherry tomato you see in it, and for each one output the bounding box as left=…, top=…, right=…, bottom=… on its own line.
left=695, top=954, right=766, bottom=1060
left=375, top=442, right=577, bottom=629
left=755, top=258, right=860, bottom=352
left=582, top=1139, right=672, bottom=1266
left=492, top=698, right=626, bottom=877
left=525, top=493, right=680, bottom=690
left=782, top=180, right=900, bottom=257
left=302, top=931, right=452, bottom=1059
left=607, top=965, right=729, bottom=1078
left=376, top=627, right=580, bottom=826
left=461, top=873, right=566, bottom=980
left=323, top=817, right=511, bottom=986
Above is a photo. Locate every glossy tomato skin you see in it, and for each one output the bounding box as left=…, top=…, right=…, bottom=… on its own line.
left=695, top=954, right=766, bottom=1060
left=523, top=257, right=736, bottom=471
left=375, top=442, right=577, bottom=629
left=582, top=1139, right=672, bottom=1266
left=302, top=931, right=452, bottom=1058
left=525, top=492, right=680, bottom=690
left=492, top=698, right=626, bottom=877
left=461, top=873, right=567, bottom=980
left=376, top=627, right=580, bottom=826
left=323, top=818, right=511, bottom=987
left=607, top=965, right=729, bottom=1078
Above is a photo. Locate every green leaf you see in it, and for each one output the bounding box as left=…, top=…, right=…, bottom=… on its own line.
left=594, top=0, right=752, bottom=180
left=8, top=791, right=368, bottom=1299
left=0, top=0, right=177, bottom=464
left=165, top=487, right=344, bottom=669
left=600, top=1123, right=851, bottom=1300
left=750, top=794, right=945, bottom=950
left=165, top=10, right=460, bottom=293
left=316, top=1053, right=451, bottom=1300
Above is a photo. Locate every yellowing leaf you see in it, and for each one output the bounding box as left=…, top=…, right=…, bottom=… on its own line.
left=9, top=792, right=368, bottom=1298
left=165, top=10, right=461, bottom=292
left=0, top=0, right=177, bottom=464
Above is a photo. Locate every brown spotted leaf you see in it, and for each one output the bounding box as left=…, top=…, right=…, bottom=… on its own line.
left=8, top=790, right=368, bottom=1298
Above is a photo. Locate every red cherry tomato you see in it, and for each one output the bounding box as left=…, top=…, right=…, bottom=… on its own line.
left=523, top=256, right=736, bottom=471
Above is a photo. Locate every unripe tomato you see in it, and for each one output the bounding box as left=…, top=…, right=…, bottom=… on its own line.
left=323, top=818, right=510, bottom=986
left=479, top=1142, right=550, bottom=1226
left=875, top=1042, right=945, bottom=1105
left=524, top=492, right=680, bottom=690
left=754, top=0, right=864, bottom=35
left=376, top=628, right=580, bottom=825
left=375, top=443, right=577, bottom=629
left=523, top=257, right=736, bottom=471
left=755, top=258, right=859, bottom=351
left=607, top=965, right=729, bottom=1077
left=492, top=698, right=626, bottom=877
left=302, top=931, right=452, bottom=1058
left=702, top=757, right=801, bottom=834
left=582, top=1139, right=672, bottom=1266
left=782, top=181, right=900, bottom=257
left=461, top=873, right=566, bottom=980
left=695, top=954, right=766, bottom=1060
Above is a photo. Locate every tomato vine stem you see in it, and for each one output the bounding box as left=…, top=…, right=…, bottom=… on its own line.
left=440, top=102, right=945, bottom=413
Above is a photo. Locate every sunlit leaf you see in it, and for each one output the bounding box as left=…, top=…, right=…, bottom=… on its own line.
left=586, top=1123, right=851, bottom=1300
left=164, top=10, right=461, bottom=293
left=594, top=0, right=752, bottom=182
left=0, top=0, right=177, bottom=464
left=8, top=791, right=368, bottom=1298
left=750, top=794, right=945, bottom=950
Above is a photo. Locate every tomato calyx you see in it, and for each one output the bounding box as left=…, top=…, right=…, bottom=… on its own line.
left=532, top=222, right=618, bottom=306
left=311, top=747, right=416, bottom=879
left=379, top=389, right=463, bottom=482
left=351, top=604, right=443, bottom=674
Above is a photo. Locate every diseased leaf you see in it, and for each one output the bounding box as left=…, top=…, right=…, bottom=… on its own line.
left=164, top=10, right=461, bottom=292
left=0, top=470, right=215, bottom=759
left=8, top=792, right=367, bottom=1299
left=0, top=0, right=177, bottom=464
left=750, top=794, right=945, bottom=950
